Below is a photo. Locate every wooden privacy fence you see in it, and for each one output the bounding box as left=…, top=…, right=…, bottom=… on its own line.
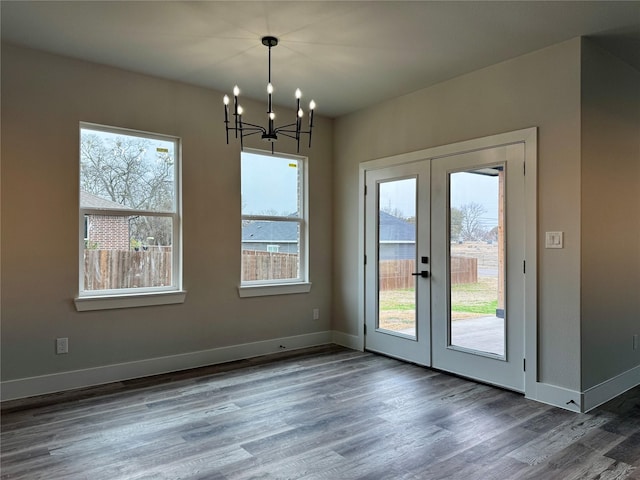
left=450, top=256, right=478, bottom=285
left=84, top=249, right=172, bottom=290
left=242, top=250, right=299, bottom=281
left=379, top=257, right=477, bottom=291
left=379, top=259, right=417, bottom=291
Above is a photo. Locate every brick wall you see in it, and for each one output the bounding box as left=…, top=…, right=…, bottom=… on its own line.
left=87, top=215, right=129, bottom=250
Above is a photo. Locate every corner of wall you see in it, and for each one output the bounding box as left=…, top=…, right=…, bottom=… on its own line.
left=579, top=34, right=640, bottom=393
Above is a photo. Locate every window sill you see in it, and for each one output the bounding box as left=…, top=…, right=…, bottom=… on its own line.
left=74, top=290, right=187, bottom=311
left=238, top=282, right=312, bottom=298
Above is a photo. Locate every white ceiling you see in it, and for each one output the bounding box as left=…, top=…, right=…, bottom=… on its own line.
left=2, top=1, right=639, bottom=117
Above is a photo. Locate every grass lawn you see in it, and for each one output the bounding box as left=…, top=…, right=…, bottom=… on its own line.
left=379, top=276, right=499, bottom=331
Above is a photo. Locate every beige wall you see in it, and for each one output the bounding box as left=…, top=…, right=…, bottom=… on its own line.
left=580, top=39, right=640, bottom=390
left=3, top=37, right=637, bottom=399
left=1, top=44, right=333, bottom=381
left=333, top=39, right=584, bottom=390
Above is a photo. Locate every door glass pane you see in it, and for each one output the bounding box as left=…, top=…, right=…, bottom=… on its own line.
left=378, top=178, right=417, bottom=337
left=449, top=167, right=505, bottom=356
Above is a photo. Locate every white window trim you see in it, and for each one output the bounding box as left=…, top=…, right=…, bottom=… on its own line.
left=238, top=148, right=310, bottom=297
left=74, top=290, right=187, bottom=311
left=76, top=122, right=184, bottom=310
left=238, top=282, right=312, bottom=298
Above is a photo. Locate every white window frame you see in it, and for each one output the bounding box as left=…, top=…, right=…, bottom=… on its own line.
left=239, top=148, right=311, bottom=297
left=74, top=122, right=185, bottom=311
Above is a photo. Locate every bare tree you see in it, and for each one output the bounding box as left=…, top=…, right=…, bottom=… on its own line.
left=81, top=133, right=174, bottom=246
left=459, top=202, right=487, bottom=241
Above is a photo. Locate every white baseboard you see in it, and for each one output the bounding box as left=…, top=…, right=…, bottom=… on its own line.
left=526, top=382, right=582, bottom=412
left=529, top=365, right=640, bottom=413
left=582, top=364, right=640, bottom=412
left=331, top=330, right=363, bottom=351
left=1, top=331, right=333, bottom=402
left=6, top=332, right=635, bottom=412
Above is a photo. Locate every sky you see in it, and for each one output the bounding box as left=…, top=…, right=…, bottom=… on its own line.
left=240, top=151, right=500, bottom=228
left=379, top=171, right=499, bottom=228
left=241, top=151, right=300, bottom=216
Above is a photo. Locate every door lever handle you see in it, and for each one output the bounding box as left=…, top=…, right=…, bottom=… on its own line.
left=411, top=271, right=429, bottom=278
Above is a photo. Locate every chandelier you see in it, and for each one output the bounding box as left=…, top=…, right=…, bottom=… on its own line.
left=223, top=36, right=315, bottom=153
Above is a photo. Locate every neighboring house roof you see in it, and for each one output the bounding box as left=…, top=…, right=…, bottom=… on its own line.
left=379, top=211, right=415, bottom=242
left=81, top=191, right=131, bottom=210
left=242, top=220, right=298, bottom=243
left=241, top=212, right=415, bottom=243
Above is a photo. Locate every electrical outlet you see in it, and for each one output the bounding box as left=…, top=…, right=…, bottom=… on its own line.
left=313, top=308, right=320, bottom=320
left=633, top=334, right=638, bottom=351
left=56, top=337, right=69, bottom=354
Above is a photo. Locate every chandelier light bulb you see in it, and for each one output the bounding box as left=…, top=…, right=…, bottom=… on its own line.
left=295, top=88, right=302, bottom=99
left=269, top=112, right=276, bottom=120
left=309, top=100, right=316, bottom=110
left=223, top=95, right=229, bottom=105
left=233, top=85, right=240, bottom=96
left=298, top=108, right=304, bottom=118
left=237, top=106, right=243, bottom=115
left=267, top=83, right=274, bottom=94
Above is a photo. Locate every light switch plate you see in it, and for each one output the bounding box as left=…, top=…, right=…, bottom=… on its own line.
left=545, top=231, right=563, bottom=249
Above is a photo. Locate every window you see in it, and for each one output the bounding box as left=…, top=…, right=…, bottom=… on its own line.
left=240, top=149, right=310, bottom=297
left=75, top=123, right=184, bottom=311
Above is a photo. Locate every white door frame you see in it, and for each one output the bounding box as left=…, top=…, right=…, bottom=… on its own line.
left=357, top=128, right=538, bottom=398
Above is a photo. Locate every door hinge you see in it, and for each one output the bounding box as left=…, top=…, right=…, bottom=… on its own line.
left=523, top=358, right=526, bottom=371
left=364, top=255, right=367, bottom=265
left=364, top=323, right=367, bottom=335
left=364, top=185, right=367, bottom=195
left=523, top=260, right=526, bottom=274
left=523, top=162, right=526, bottom=176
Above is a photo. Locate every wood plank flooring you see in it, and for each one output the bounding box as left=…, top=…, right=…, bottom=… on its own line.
left=1, top=345, right=639, bottom=479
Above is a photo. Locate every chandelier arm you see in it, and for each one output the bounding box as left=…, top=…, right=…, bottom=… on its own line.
left=277, top=127, right=310, bottom=134
left=233, top=121, right=266, bottom=132
left=277, top=132, right=300, bottom=140
left=240, top=130, right=264, bottom=138
left=273, top=122, right=298, bottom=131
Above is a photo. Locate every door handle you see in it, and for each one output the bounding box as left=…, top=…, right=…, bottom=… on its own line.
left=411, top=271, right=429, bottom=278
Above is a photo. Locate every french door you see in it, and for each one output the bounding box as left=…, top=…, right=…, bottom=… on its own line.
left=364, top=162, right=431, bottom=365
left=364, top=144, right=526, bottom=392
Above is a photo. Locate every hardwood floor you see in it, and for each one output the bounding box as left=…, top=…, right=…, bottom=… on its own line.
left=1, top=345, right=639, bottom=479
